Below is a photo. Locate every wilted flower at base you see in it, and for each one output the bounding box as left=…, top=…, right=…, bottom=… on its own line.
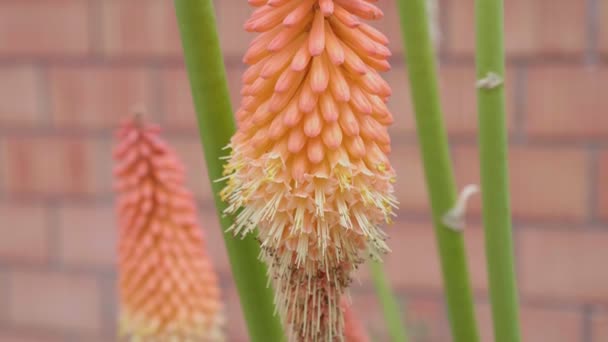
left=221, top=0, right=397, bottom=340
left=341, top=298, right=369, bottom=342
left=114, top=115, right=223, bottom=341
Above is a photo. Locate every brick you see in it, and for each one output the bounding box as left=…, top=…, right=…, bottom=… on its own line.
left=384, top=64, right=514, bottom=138
left=447, top=0, right=586, bottom=57
left=342, top=292, right=382, bottom=338
left=440, top=65, right=514, bottom=135
left=374, top=0, right=405, bottom=56
left=215, top=0, right=254, bottom=57
left=84, top=339, right=114, bottom=342
left=463, top=226, right=489, bottom=292
left=57, top=205, right=117, bottom=268
left=592, top=310, right=608, bottom=342
left=178, top=59, right=492, bottom=142
left=96, top=140, right=114, bottom=197
left=599, top=151, right=608, bottom=220
left=453, top=146, right=588, bottom=221
left=0, top=271, right=7, bottom=322
left=225, top=65, right=247, bottom=113
left=390, top=144, right=429, bottom=213
left=99, top=273, right=118, bottom=338
left=199, top=208, right=230, bottom=275
left=7, top=271, right=102, bottom=334
left=224, top=286, right=248, bottom=342
left=383, top=65, right=415, bottom=137
left=439, top=65, right=481, bottom=136
left=100, top=0, right=182, bottom=57
left=404, top=297, right=450, bottom=342
left=49, top=66, right=153, bottom=128
left=0, top=331, right=64, bottom=342
left=476, top=303, right=583, bottom=342
left=357, top=222, right=488, bottom=292
left=507, top=146, right=588, bottom=221
left=381, top=222, right=442, bottom=290
left=526, top=66, right=608, bottom=139
left=168, top=138, right=213, bottom=203
left=0, top=204, right=48, bottom=263
left=0, top=67, right=42, bottom=125
left=161, top=64, right=246, bottom=128
left=161, top=68, right=196, bottom=128
left=0, top=0, right=89, bottom=56
left=1, top=136, right=105, bottom=196
left=348, top=291, right=449, bottom=342
left=520, top=229, right=608, bottom=302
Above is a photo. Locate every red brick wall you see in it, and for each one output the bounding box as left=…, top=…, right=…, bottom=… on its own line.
left=0, top=0, right=606, bottom=341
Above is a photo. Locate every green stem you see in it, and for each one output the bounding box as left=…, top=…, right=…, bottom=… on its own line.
left=369, top=261, right=408, bottom=342
left=395, top=1, right=480, bottom=342
left=173, top=2, right=284, bottom=341
left=475, top=0, right=521, bottom=341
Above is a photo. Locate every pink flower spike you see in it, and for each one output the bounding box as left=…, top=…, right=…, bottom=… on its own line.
left=114, top=114, right=223, bottom=341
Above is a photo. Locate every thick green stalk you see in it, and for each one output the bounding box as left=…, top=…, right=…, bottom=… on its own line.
left=173, top=2, right=284, bottom=341
left=475, top=0, right=522, bottom=341
left=396, top=1, right=480, bottom=342
left=369, top=261, right=408, bottom=342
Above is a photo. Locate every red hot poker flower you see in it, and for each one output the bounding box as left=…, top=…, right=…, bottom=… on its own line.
left=221, top=0, right=397, bottom=340
left=114, top=116, right=223, bottom=341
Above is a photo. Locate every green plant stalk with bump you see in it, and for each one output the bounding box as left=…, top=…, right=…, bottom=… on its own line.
left=173, top=1, right=284, bottom=341
left=475, top=0, right=522, bottom=341
left=396, top=0, right=480, bottom=341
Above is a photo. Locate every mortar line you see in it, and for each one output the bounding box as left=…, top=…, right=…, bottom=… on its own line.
left=587, top=144, right=600, bottom=225
left=512, top=224, right=523, bottom=303
left=582, top=304, right=593, bottom=342
left=0, top=138, right=5, bottom=201
left=94, top=134, right=110, bottom=201
left=511, top=63, right=528, bottom=144
left=155, top=64, right=170, bottom=127
left=0, top=266, right=8, bottom=324
left=437, top=0, right=451, bottom=56
left=46, top=201, right=63, bottom=270
left=585, top=0, right=600, bottom=65
left=0, top=52, right=605, bottom=69
left=88, top=0, right=104, bottom=57
left=148, top=63, right=164, bottom=123
left=0, top=194, right=114, bottom=208
left=35, top=62, right=52, bottom=126
left=98, top=270, right=118, bottom=339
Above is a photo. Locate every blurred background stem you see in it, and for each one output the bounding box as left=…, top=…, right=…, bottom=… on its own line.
left=173, top=1, right=284, bottom=341
left=475, top=0, right=522, bottom=341
left=369, top=261, right=408, bottom=341
left=396, top=1, right=480, bottom=341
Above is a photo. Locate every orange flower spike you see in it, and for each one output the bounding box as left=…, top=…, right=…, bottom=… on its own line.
left=221, top=0, right=397, bottom=340
left=114, top=115, right=223, bottom=341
